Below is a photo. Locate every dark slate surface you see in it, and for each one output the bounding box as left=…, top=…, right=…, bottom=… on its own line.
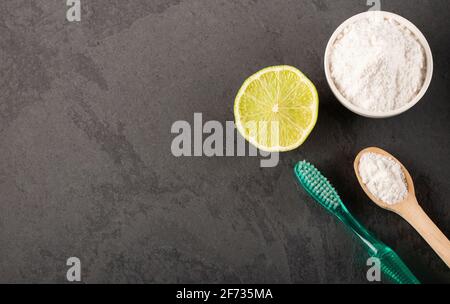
left=0, top=0, right=448, bottom=283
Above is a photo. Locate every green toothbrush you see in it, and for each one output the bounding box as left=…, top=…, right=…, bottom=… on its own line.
left=294, top=161, right=420, bottom=284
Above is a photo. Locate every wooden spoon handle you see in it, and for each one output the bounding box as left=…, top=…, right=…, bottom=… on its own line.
left=401, top=200, right=450, bottom=268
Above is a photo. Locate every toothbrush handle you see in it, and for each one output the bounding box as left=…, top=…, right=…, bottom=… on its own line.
left=337, top=207, right=420, bottom=284
left=377, top=249, right=420, bottom=284
left=337, top=206, right=385, bottom=254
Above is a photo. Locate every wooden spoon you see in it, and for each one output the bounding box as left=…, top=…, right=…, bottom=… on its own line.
left=354, top=147, right=450, bottom=268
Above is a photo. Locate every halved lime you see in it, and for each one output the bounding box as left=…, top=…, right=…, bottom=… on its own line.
left=234, top=66, right=319, bottom=152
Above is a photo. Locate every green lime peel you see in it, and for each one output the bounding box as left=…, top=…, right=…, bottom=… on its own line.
left=294, top=161, right=420, bottom=284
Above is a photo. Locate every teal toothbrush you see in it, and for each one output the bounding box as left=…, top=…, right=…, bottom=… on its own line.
left=294, top=161, right=420, bottom=284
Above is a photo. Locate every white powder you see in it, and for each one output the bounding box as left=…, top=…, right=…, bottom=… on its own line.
left=329, top=15, right=426, bottom=112
left=358, top=152, right=408, bottom=205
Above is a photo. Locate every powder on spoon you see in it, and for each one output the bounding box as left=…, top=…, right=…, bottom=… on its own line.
left=358, top=152, right=408, bottom=205
left=329, top=14, right=426, bottom=112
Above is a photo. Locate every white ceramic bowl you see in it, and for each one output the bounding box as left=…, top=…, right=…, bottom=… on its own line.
left=324, top=11, right=434, bottom=119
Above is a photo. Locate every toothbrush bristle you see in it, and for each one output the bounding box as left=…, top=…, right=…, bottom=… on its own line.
left=295, top=161, right=342, bottom=211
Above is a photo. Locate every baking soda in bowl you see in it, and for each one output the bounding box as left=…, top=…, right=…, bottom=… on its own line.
left=329, top=13, right=427, bottom=113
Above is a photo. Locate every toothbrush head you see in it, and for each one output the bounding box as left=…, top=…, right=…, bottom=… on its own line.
left=294, top=161, right=343, bottom=212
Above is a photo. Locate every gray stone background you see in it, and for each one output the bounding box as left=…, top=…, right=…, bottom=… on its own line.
left=0, top=0, right=449, bottom=284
